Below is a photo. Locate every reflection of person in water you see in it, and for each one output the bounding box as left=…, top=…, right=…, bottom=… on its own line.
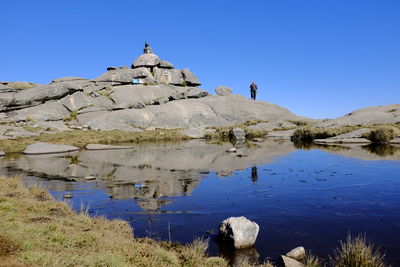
left=251, top=166, right=258, bottom=183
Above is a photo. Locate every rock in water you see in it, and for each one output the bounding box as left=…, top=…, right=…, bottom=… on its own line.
left=230, top=127, right=246, bottom=141
left=0, top=151, right=5, bottom=156
left=286, top=246, right=306, bottom=260
left=281, top=255, right=305, bottom=267
left=218, top=216, right=259, bottom=249
left=215, top=86, right=233, bottom=96
left=85, top=144, right=134, bottom=150
left=22, top=142, right=80, bottom=155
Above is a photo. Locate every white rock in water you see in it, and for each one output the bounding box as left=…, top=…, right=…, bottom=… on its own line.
left=0, top=151, right=5, bottom=156
left=22, top=142, right=80, bottom=155
left=219, top=216, right=259, bottom=249
left=281, top=255, right=304, bottom=267
left=226, top=147, right=237, bottom=153
left=286, top=246, right=306, bottom=260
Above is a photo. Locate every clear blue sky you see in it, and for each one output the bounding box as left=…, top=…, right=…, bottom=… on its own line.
left=1, top=0, right=399, bottom=119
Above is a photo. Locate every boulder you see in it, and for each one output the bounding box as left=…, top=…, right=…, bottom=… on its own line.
left=218, top=216, right=259, bottom=249
left=132, top=53, right=160, bottom=68
left=153, top=68, right=183, bottom=85
left=0, top=151, right=5, bottom=156
left=389, top=137, right=400, bottom=144
left=286, top=246, right=306, bottom=260
left=281, top=255, right=304, bottom=267
left=184, top=88, right=208, bottom=98
left=93, top=68, right=155, bottom=84
left=85, top=144, right=135, bottom=150
left=159, top=60, right=174, bottom=69
left=215, top=86, right=232, bottom=96
left=61, top=92, right=94, bottom=111
left=9, top=101, right=70, bottom=122
left=181, top=68, right=201, bottom=86
left=230, top=127, right=246, bottom=141
left=22, top=142, right=80, bottom=155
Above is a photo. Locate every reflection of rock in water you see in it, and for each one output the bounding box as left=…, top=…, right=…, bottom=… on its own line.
left=1, top=140, right=297, bottom=211
left=136, top=198, right=173, bottom=211
left=219, top=244, right=260, bottom=266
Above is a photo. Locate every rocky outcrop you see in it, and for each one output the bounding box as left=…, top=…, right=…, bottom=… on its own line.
left=218, top=216, right=259, bottom=249
left=318, top=104, right=400, bottom=127
left=77, top=95, right=304, bottom=131
left=1, top=43, right=308, bottom=138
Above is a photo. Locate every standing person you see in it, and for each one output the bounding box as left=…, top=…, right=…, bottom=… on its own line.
left=250, top=81, right=258, bottom=100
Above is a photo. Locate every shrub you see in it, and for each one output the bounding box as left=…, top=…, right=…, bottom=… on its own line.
left=329, top=234, right=386, bottom=267
left=366, top=127, right=399, bottom=144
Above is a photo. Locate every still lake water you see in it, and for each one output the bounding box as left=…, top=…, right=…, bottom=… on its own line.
left=1, top=140, right=399, bottom=265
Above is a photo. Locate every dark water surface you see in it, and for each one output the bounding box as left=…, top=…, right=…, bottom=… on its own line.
left=1, top=140, right=399, bottom=265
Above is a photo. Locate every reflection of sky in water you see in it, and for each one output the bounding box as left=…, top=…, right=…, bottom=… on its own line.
left=1, top=141, right=400, bottom=265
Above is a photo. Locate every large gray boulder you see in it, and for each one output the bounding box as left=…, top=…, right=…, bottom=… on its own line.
left=153, top=68, right=183, bottom=85
left=159, top=60, right=174, bottom=69
left=22, top=142, right=80, bottom=155
left=230, top=127, right=246, bottom=141
left=286, top=246, right=306, bottom=260
left=132, top=53, right=160, bottom=68
left=215, top=86, right=233, bottom=96
left=218, top=216, right=259, bottom=249
left=181, top=68, right=201, bottom=86
left=184, top=88, right=208, bottom=98
left=9, top=101, right=70, bottom=122
left=92, top=68, right=155, bottom=84
left=61, top=92, right=94, bottom=111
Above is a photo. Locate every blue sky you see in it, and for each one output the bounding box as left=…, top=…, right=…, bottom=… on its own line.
left=1, top=0, right=399, bottom=119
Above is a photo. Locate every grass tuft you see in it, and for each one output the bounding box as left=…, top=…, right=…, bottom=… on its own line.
left=329, top=234, right=386, bottom=267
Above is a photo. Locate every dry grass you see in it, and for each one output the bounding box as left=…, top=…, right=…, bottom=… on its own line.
left=329, top=234, right=387, bottom=267
left=0, top=129, right=190, bottom=153
left=291, top=126, right=362, bottom=143
left=364, top=126, right=399, bottom=144
left=6, top=82, right=38, bottom=90
left=0, top=176, right=228, bottom=266
left=205, top=120, right=269, bottom=140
